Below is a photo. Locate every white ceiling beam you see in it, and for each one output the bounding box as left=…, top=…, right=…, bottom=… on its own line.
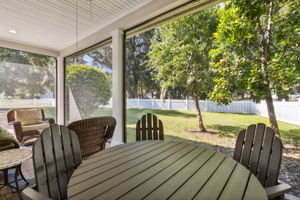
left=0, top=39, right=59, bottom=57
left=59, top=0, right=190, bottom=57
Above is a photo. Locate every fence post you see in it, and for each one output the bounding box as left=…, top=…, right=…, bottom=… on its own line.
left=152, top=98, right=155, bottom=109
left=186, top=97, right=188, bottom=110
left=138, top=98, right=140, bottom=108
left=168, top=98, right=171, bottom=110
left=298, top=98, right=300, bottom=126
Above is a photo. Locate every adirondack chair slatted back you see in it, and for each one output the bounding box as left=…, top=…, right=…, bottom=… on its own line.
left=233, top=123, right=282, bottom=187
left=33, top=124, right=82, bottom=200
left=68, top=117, right=116, bottom=159
left=136, top=113, right=164, bottom=141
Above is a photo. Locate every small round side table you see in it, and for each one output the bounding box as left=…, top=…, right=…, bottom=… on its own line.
left=0, top=148, right=32, bottom=197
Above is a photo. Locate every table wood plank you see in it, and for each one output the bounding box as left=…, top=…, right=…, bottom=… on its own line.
left=218, top=163, right=251, bottom=200
left=94, top=144, right=198, bottom=200
left=169, top=152, right=226, bottom=200
left=71, top=141, right=165, bottom=177
left=77, top=141, right=150, bottom=168
left=193, top=157, right=237, bottom=200
left=143, top=149, right=215, bottom=200
left=69, top=142, right=189, bottom=199
left=243, top=175, right=267, bottom=200
left=69, top=141, right=177, bottom=186
left=68, top=141, right=268, bottom=200
left=117, top=146, right=206, bottom=200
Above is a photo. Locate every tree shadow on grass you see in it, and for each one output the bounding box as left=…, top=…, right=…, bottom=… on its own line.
left=207, top=124, right=244, bottom=136
left=281, top=129, right=300, bottom=144
left=126, top=108, right=196, bottom=123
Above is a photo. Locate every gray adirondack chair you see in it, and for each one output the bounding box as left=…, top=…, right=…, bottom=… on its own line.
left=233, top=123, right=292, bottom=200
left=136, top=113, right=164, bottom=141
left=22, top=124, right=82, bottom=200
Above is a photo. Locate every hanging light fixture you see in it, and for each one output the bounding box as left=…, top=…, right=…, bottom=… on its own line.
left=89, top=0, right=93, bottom=21
left=75, top=0, right=79, bottom=64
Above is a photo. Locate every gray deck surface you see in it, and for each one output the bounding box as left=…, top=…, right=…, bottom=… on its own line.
left=68, top=141, right=267, bottom=200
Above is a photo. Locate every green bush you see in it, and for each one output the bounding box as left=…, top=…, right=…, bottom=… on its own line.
left=66, top=65, right=111, bottom=117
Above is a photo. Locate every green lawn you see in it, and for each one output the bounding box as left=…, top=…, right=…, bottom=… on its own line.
left=42, top=107, right=300, bottom=145
left=126, top=108, right=300, bottom=145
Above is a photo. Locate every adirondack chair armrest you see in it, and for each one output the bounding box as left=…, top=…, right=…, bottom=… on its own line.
left=22, top=187, right=52, bottom=200
left=265, top=181, right=292, bottom=199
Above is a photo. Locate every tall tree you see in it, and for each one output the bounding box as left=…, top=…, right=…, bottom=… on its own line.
left=87, top=46, right=112, bottom=71
left=0, top=47, right=56, bottom=99
left=209, top=0, right=300, bottom=135
left=125, top=30, right=161, bottom=98
left=148, top=8, right=219, bottom=132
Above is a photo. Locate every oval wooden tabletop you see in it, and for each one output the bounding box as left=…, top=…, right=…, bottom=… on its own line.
left=0, top=148, right=32, bottom=170
left=68, top=141, right=267, bottom=200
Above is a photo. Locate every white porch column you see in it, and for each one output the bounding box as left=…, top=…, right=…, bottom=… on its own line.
left=57, top=57, right=65, bottom=125
left=111, top=29, right=124, bottom=145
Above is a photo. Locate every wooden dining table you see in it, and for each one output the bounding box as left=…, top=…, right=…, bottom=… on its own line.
left=68, top=141, right=267, bottom=200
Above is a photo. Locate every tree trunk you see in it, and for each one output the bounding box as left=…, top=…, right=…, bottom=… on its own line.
left=193, top=94, right=207, bottom=132
left=160, top=87, right=167, bottom=103
left=265, top=94, right=280, bottom=136
left=259, top=1, right=280, bottom=136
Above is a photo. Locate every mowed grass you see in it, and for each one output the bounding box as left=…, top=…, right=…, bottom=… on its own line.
left=126, top=108, right=300, bottom=145
left=41, top=107, right=300, bottom=145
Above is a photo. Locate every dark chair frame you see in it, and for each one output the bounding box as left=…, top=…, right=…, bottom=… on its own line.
left=136, top=113, right=164, bottom=141
left=7, top=107, right=55, bottom=145
left=67, top=117, right=116, bottom=159
left=233, top=123, right=292, bottom=200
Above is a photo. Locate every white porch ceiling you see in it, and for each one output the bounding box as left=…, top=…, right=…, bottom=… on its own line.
left=0, top=0, right=153, bottom=52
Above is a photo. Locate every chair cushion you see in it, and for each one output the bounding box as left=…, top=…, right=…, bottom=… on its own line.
left=0, top=127, right=17, bottom=146
left=16, top=108, right=43, bottom=125
left=22, top=122, right=49, bottom=132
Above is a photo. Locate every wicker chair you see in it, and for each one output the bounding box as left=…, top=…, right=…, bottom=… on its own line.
left=233, top=123, right=292, bottom=200
left=68, top=117, right=116, bottom=159
left=136, top=113, right=164, bottom=141
left=7, top=108, right=55, bottom=145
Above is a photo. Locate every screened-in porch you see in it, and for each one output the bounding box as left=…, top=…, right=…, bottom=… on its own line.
left=0, top=0, right=299, bottom=199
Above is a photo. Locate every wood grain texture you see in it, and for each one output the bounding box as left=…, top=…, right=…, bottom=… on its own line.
left=249, top=123, right=266, bottom=174
left=32, top=124, right=82, bottom=200
left=240, top=124, right=256, bottom=167
left=233, top=123, right=284, bottom=189
left=233, top=129, right=245, bottom=162
left=68, top=141, right=267, bottom=200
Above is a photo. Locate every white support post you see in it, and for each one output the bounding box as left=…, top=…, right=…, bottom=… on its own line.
left=57, top=57, right=65, bottom=125
left=111, top=29, right=124, bottom=146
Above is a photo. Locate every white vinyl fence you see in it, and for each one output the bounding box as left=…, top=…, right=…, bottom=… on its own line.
left=0, top=99, right=55, bottom=108
left=127, top=98, right=300, bottom=126
left=256, top=100, right=300, bottom=126
left=0, top=98, right=299, bottom=126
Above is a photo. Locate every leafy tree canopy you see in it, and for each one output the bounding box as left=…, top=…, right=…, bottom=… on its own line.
left=0, top=47, right=55, bottom=99
left=209, top=0, right=300, bottom=135
left=66, top=65, right=111, bottom=117
left=148, top=7, right=219, bottom=131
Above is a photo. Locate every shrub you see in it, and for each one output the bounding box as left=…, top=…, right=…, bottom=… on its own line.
left=66, top=65, right=111, bottom=117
